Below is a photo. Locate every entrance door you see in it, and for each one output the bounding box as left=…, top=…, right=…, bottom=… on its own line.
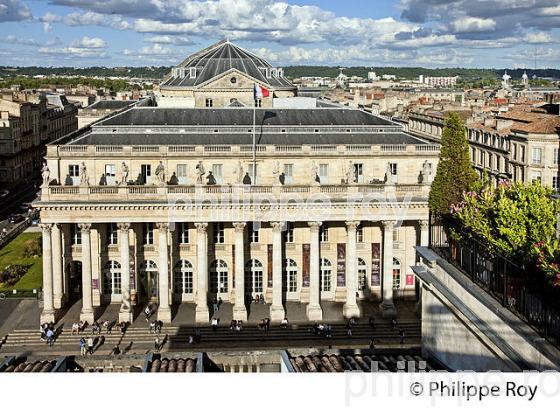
left=245, top=259, right=264, bottom=300
left=139, top=260, right=159, bottom=303
left=69, top=261, right=82, bottom=302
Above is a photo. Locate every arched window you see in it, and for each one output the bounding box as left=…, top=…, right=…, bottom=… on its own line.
left=210, top=259, right=228, bottom=293
left=139, top=260, right=158, bottom=298
left=245, top=259, right=264, bottom=293
left=174, top=260, right=193, bottom=294
left=320, top=258, right=332, bottom=292
left=358, top=258, right=367, bottom=291
left=285, top=259, right=298, bottom=292
left=103, top=260, right=121, bottom=295
left=392, top=258, right=401, bottom=290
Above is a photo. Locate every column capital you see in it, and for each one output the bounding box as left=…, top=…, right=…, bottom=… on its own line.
left=308, top=221, right=322, bottom=232
left=194, top=222, right=208, bottom=234
left=271, top=222, right=284, bottom=233
left=233, top=222, right=247, bottom=232
left=156, top=222, right=169, bottom=232
left=419, top=220, right=429, bottom=229
left=117, top=222, right=131, bottom=232
left=78, top=223, right=91, bottom=233
left=381, top=220, right=396, bottom=230
left=39, top=223, right=53, bottom=233
left=345, top=221, right=360, bottom=230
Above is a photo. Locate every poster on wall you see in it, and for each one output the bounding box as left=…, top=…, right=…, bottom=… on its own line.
left=302, top=244, right=310, bottom=287
left=267, top=244, right=273, bottom=287
left=337, top=243, right=346, bottom=287
left=371, top=243, right=381, bottom=286
left=92, top=278, right=99, bottom=290
left=129, top=246, right=136, bottom=290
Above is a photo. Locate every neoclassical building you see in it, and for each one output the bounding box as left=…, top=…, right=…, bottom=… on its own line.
left=36, top=44, right=439, bottom=325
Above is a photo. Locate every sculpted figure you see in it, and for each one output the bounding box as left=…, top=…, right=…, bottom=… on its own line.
left=41, top=163, right=50, bottom=187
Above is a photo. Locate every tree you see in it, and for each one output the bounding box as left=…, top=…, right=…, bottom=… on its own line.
left=429, top=112, right=479, bottom=215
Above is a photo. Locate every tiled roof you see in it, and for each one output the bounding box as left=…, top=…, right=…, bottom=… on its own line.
left=161, top=40, right=295, bottom=90
left=289, top=353, right=441, bottom=372
left=498, top=110, right=560, bottom=134
left=149, top=357, right=196, bottom=373
left=2, top=360, right=56, bottom=373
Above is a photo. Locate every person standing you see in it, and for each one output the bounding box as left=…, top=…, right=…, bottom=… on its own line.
left=87, top=336, right=94, bottom=355
left=79, top=338, right=86, bottom=356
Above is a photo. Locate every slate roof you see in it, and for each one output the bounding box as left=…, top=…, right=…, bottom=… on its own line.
left=98, top=107, right=395, bottom=127
left=290, top=353, right=441, bottom=372
left=71, top=131, right=425, bottom=146
left=148, top=357, right=196, bottom=373
left=86, top=100, right=138, bottom=110
left=160, top=40, right=295, bottom=89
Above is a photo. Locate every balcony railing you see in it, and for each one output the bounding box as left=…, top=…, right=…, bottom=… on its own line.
left=40, top=183, right=429, bottom=202
left=429, top=216, right=560, bottom=349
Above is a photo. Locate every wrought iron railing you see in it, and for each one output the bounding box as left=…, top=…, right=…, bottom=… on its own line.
left=429, top=215, right=560, bottom=349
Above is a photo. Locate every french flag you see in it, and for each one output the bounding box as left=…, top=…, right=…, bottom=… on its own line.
left=253, top=83, right=270, bottom=100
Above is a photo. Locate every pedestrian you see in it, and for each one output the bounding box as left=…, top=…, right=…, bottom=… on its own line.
left=144, top=305, right=152, bottom=321
left=217, top=297, right=223, bottom=310
left=46, top=328, right=55, bottom=346
left=79, top=337, right=86, bottom=356
left=87, top=336, right=94, bottom=355
left=399, top=328, right=405, bottom=345
left=154, top=336, right=161, bottom=351
left=211, top=317, right=219, bottom=331
left=280, top=317, right=289, bottom=329
left=368, top=316, right=375, bottom=329
left=391, top=318, right=398, bottom=329
left=212, top=297, right=218, bottom=314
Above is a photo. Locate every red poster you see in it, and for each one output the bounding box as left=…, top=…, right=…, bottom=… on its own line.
left=267, top=244, right=273, bottom=287
left=337, top=243, right=346, bottom=287
left=371, top=243, right=381, bottom=286
left=302, top=244, right=310, bottom=287
left=406, top=274, right=414, bottom=286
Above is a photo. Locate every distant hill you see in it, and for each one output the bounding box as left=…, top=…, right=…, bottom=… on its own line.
left=1, top=66, right=559, bottom=81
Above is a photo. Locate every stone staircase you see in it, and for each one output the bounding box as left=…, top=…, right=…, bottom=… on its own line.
left=0, top=321, right=421, bottom=356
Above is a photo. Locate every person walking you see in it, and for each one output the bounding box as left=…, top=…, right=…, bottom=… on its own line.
left=79, top=338, right=86, bottom=356
left=87, top=336, right=94, bottom=355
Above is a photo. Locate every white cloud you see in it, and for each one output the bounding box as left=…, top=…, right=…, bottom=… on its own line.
left=524, top=31, right=553, bottom=43
left=71, top=36, right=106, bottom=49
left=123, top=43, right=178, bottom=57
left=0, top=0, right=31, bottom=22
left=144, top=35, right=194, bottom=46
left=451, top=17, right=496, bottom=33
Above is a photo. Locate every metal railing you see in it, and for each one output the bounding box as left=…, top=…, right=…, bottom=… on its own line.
left=430, top=216, right=560, bottom=349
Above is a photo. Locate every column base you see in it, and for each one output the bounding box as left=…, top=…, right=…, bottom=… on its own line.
left=53, top=297, right=64, bottom=310
left=306, top=304, right=323, bottom=321
left=119, top=310, right=134, bottom=324
left=158, top=306, right=172, bottom=323
left=343, top=303, right=360, bottom=319
left=195, top=305, right=209, bottom=324
left=80, top=309, right=95, bottom=324
left=232, top=305, right=247, bottom=322
left=40, top=310, right=56, bottom=324
left=379, top=301, right=397, bottom=319
left=270, top=305, right=285, bottom=323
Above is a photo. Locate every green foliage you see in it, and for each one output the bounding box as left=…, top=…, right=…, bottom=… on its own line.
left=429, top=112, right=480, bottom=215
left=0, top=232, right=43, bottom=291
left=22, top=238, right=41, bottom=258
left=0, top=76, right=138, bottom=92
left=451, top=181, right=560, bottom=286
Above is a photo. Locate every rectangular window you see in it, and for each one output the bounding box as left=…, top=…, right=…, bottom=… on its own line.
left=532, top=148, right=542, bottom=165
left=177, top=164, right=188, bottom=185
left=255, top=99, right=262, bottom=108
left=319, top=164, right=329, bottom=184
left=141, top=164, right=151, bottom=184
left=212, top=164, right=223, bottom=184
left=288, top=269, right=297, bottom=292
left=285, top=222, right=294, bottom=243
left=353, top=163, right=364, bottom=183
left=105, top=164, right=116, bottom=185
left=357, top=225, right=364, bottom=243
left=68, top=164, right=79, bottom=177
left=178, top=222, right=189, bottom=244
left=283, top=164, right=293, bottom=184
left=480, top=151, right=485, bottom=166
left=71, top=224, right=82, bottom=245
left=553, top=176, right=559, bottom=192
left=107, top=223, right=118, bottom=245
left=319, top=224, right=328, bottom=243
left=189, top=67, right=196, bottom=79
left=554, top=148, right=559, bottom=165
left=143, top=222, right=154, bottom=245
left=531, top=172, right=542, bottom=183
left=248, top=164, right=258, bottom=183
left=250, top=222, right=259, bottom=243
left=389, top=163, right=397, bottom=176
left=205, top=98, right=213, bottom=107
left=214, top=222, right=225, bottom=244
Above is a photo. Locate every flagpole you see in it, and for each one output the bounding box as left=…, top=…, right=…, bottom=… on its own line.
left=252, top=86, right=257, bottom=186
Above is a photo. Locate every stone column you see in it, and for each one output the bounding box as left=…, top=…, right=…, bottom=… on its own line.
left=52, top=223, right=64, bottom=310
left=157, top=223, right=172, bottom=323
left=270, top=222, right=285, bottom=322
left=195, top=223, right=209, bottom=323
left=343, top=221, right=360, bottom=318
left=307, top=221, right=322, bottom=321
left=40, top=223, right=55, bottom=323
left=380, top=220, right=397, bottom=318
left=233, top=222, right=247, bottom=321
left=419, top=220, right=429, bottom=247
left=118, top=223, right=132, bottom=323
left=79, top=223, right=94, bottom=323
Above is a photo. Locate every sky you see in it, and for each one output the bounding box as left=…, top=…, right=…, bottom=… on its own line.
left=0, top=0, right=559, bottom=68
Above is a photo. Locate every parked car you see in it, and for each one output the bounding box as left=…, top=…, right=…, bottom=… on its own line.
left=8, top=214, right=24, bottom=224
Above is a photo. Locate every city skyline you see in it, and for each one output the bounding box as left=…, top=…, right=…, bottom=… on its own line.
left=0, top=0, right=559, bottom=68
